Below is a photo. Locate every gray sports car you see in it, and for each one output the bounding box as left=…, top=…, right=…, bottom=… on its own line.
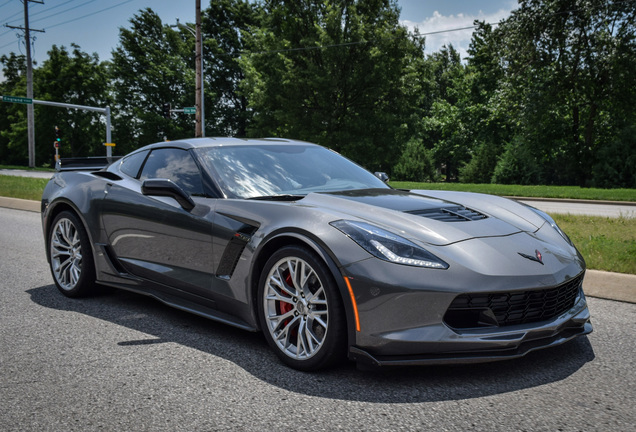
left=41, top=137, right=592, bottom=371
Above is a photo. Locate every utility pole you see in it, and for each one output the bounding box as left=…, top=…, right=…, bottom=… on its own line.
left=6, top=0, right=44, bottom=168
left=171, top=17, right=206, bottom=137
left=195, top=0, right=203, bottom=137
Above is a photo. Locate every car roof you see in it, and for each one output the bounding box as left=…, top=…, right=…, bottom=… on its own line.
left=138, top=137, right=318, bottom=152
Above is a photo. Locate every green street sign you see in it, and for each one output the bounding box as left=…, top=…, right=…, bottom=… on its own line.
left=2, top=95, right=33, bottom=104
left=183, top=107, right=196, bottom=114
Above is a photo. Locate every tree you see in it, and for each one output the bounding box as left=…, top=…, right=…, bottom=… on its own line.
left=493, top=0, right=636, bottom=186
left=35, top=44, right=110, bottom=160
left=202, top=0, right=261, bottom=136
left=110, top=9, right=194, bottom=153
left=239, top=0, right=424, bottom=172
left=416, top=45, right=472, bottom=182
left=460, top=21, right=510, bottom=183
left=1, top=45, right=109, bottom=166
left=0, top=53, right=28, bottom=165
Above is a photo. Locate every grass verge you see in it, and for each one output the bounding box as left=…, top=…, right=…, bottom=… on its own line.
left=551, top=214, right=636, bottom=275
left=390, top=182, right=636, bottom=202
left=0, top=175, right=49, bottom=201
left=0, top=164, right=55, bottom=172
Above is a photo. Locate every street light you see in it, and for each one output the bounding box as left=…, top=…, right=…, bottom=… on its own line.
left=171, top=17, right=205, bottom=137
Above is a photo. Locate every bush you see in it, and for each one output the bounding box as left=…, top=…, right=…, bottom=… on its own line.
left=591, top=125, right=636, bottom=188
left=491, top=138, right=541, bottom=185
left=393, top=138, right=439, bottom=182
left=459, top=140, right=502, bottom=183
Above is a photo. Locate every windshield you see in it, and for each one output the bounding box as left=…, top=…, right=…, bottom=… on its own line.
left=196, top=144, right=389, bottom=199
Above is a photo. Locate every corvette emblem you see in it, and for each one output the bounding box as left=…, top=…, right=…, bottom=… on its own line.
left=519, top=249, right=544, bottom=265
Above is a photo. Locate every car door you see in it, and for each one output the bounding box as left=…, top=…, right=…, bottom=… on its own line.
left=101, top=147, right=217, bottom=298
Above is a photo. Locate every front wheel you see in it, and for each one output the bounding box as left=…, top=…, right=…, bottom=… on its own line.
left=257, top=245, right=346, bottom=371
left=48, top=211, right=96, bottom=297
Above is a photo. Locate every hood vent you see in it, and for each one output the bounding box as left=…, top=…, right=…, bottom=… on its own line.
left=406, top=205, right=487, bottom=222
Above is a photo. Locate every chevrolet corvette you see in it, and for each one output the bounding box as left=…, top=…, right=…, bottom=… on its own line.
left=41, top=137, right=592, bottom=370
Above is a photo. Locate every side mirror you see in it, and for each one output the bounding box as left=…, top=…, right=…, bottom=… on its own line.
left=374, top=172, right=389, bottom=183
left=141, top=178, right=195, bottom=211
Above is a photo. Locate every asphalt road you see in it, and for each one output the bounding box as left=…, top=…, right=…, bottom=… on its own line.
left=1, top=207, right=635, bottom=431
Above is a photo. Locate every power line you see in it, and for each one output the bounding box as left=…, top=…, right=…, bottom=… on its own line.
left=3, top=8, right=25, bottom=24
left=30, top=0, right=82, bottom=19
left=1, top=0, right=135, bottom=48
left=0, top=35, right=21, bottom=51
left=31, top=0, right=101, bottom=25
left=41, top=0, right=135, bottom=30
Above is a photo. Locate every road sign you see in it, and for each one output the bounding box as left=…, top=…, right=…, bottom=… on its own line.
left=183, top=107, right=196, bottom=114
left=2, top=95, right=33, bottom=104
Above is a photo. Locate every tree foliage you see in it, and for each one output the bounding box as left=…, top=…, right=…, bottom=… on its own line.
left=1, top=45, right=109, bottom=166
left=490, top=0, right=636, bottom=186
left=202, top=0, right=261, bottom=136
left=110, top=8, right=195, bottom=153
left=0, top=0, right=634, bottom=188
left=239, top=0, right=424, bottom=172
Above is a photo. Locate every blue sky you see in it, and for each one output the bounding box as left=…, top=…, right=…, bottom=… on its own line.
left=0, top=0, right=516, bottom=75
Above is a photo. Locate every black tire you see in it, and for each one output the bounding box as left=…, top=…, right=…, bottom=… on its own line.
left=257, top=245, right=346, bottom=371
left=48, top=211, right=96, bottom=298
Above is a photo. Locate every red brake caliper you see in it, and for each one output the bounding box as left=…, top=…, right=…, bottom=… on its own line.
left=277, top=271, right=294, bottom=327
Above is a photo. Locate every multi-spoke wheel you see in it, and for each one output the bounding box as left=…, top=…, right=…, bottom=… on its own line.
left=258, top=245, right=346, bottom=371
left=48, top=211, right=95, bottom=297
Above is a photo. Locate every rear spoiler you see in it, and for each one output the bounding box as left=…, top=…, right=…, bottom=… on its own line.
left=55, top=156, right=122, bottom=172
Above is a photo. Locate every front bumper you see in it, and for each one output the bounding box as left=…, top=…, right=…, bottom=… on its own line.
left=349, top=294, right=592, bottom=367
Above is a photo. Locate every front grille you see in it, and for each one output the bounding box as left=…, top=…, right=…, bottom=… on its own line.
left=444, top=273, right=584, bottom=329
left=407, top=206, right=487, bottom=222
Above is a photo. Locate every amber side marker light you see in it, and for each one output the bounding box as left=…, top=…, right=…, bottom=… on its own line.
left=344, top=277, right=361, bottom=332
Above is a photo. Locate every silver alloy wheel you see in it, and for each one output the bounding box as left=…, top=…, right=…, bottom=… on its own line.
left=50, top=217, right=83, bottom=291
left=263, top=256, right=329, bottom=360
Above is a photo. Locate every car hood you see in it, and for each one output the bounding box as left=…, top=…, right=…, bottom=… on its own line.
left=301, top=188, right=547, bottom=246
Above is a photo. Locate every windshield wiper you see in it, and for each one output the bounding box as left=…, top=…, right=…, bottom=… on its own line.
left=246, top=194, right=305, bottom=201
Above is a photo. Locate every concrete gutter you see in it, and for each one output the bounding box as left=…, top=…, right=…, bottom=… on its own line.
left=1, top=196, right=634, bottom=305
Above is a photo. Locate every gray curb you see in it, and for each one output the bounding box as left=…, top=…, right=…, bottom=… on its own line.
left=0, top=196, right=41, bottom=212
left=1, top=196, right=635, bottom=304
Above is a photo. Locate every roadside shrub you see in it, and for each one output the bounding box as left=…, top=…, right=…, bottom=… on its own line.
left=491, top=137, right=541, bottom=185
left=591, top=125, right=636, bottom=188
left=459, top=140, right=502, bottom=183
left=393, top=138, right=439, bottom=182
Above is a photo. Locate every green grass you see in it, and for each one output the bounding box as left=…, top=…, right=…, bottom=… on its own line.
left=390, top=182, right=636, bottom=202
left=0, top=175, right=49, bottom=201
left=0, top=164, right=55, bottom=172
left=551, top=214, right=636, bottom=275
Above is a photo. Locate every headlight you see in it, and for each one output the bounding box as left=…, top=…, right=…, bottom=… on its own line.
left=529, top=207, right=574, bottom=246
left=330, top=220, right=449, bottom=269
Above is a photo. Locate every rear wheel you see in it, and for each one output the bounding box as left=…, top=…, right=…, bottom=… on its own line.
left=48, top=211, right=95, bottom=297
left=258, top=245, right=346, bottom=371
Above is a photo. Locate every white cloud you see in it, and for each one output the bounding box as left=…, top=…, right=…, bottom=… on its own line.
left=401, top=6, right=514, bottom=61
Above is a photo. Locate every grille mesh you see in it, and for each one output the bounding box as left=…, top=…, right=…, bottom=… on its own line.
left=444, top=273, right=584, bottom=329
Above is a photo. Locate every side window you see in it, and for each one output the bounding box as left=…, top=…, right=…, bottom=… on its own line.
left=139, top=148, right=204, bottom=196
left=120, top=150, right=149, bottom=178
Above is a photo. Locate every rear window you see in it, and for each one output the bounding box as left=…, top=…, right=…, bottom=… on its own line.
left=120, top=150, right=149, bottom=178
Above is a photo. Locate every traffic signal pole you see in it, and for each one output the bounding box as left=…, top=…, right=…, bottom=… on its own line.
left=31, top=99, right=114, bottom=157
